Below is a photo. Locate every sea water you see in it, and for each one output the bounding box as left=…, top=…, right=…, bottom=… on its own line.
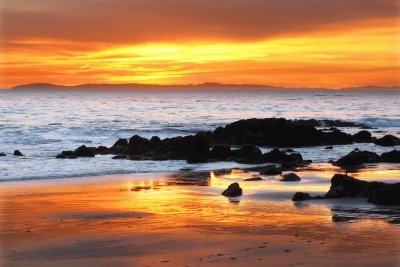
left=0, top=89, right=399, bottom=182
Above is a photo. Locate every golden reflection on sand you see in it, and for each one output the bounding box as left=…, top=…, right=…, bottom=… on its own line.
left=1, top=166, right=399, bottom=266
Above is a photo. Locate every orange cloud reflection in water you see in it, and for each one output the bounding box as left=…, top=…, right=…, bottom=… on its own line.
left=1, top=168, right=400, bottom=266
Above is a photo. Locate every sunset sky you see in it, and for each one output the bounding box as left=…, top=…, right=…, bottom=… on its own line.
left=1, top=0, right=399, bottom=89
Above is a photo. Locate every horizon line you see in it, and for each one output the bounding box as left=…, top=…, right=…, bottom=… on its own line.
left=4, top=82, right=400, bottom=91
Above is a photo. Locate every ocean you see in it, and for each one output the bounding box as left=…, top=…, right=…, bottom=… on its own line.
left=0, top=89, right=399, bottom=182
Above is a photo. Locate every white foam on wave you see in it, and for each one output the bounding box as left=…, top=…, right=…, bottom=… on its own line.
left=358, top=118, right=400, bottom=128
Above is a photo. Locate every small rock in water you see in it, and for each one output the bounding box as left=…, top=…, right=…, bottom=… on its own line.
left=281, top=173, right=301, bottom=182
left=13, top=150, right=24, bottom=156
left=0, top=152, right=6, bottom=156
left=374, top=134, right=400, bottom=147
left=324, top=146, right=333, bottom=150
left=335, top=150, right=379, bottom=166
left=258, top=165, right=282, bottom=175
left=222, top=182, right=243, bottom=197
left=292, top=192, right=312, bottom=201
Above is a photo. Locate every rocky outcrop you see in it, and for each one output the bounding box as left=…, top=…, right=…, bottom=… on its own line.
left=325, top=174, right=400, bottom=205
left=56, top=118, right=381, bottom=162
left=247, top=165, right=282, bottom=175
left=374, top=135, right=400, bottom=147
left=209, top=145, right=231, bottom=160
left=369, top=183, right=400, bottom=205
left=263, top=148, right=303, bottom=163
left=231, top=145, right=263, bottom=164
left=380, top=150, right=400, bottom=163
left=280, top=173, right=301, bottom=182
left=110, top=138, right=128, bottom=153
left=56, top=145, right=95, bottom=158
left=352, top=130, right=372, bottom=142
left=335, top=150, right=380, bottom=166
left=13, top=150, right=24, bottom=156
left=335, top=149, right=400, bottom=166
left=74, top=145, right=95, bottom=157
left=0, top=152, right=6, bottom=157
left=222, top=182, right=243, bottom=197
left=212, top=118, right=354, bottom=147
left=293, top=173, right=400, bottom=205
left=325, top=174, right=368, bottom=198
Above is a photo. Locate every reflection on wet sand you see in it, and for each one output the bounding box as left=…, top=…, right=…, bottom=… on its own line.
left=1, top=163, right=399, bottom=266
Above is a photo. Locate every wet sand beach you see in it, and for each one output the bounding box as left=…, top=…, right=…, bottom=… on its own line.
left=1, top=165, right=399, bottom=267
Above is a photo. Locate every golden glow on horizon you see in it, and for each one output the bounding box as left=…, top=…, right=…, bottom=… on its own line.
left=1, top=21, right=399, bottom=88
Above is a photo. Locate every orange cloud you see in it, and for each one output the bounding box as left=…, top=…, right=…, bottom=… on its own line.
left=2, top=0, right=399, bottom=44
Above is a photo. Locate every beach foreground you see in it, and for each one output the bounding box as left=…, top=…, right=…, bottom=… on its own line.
left=1, top=167, right=399, bottom=267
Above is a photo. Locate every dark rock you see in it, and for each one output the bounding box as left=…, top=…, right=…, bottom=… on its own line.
left=380, top=150, right=400, bottom=163
left=55, top=118, right=379, bottom=162
left=232, top=145, right=262, bottom=159
left=325, top=173, right=400, bottom=205
left=209, top=145, right=231, bottom=160
left=61, top=150, right=75, bottom=157
left=292, top=192, right=312, bottom=201
left=73, top=145, right=95, bottom=157
left=112, top=155, right=127, bottom=159
left=261, top=167, right=282, bottom=175
left=186, top=153, right=208, bottom=164
left=231, top=145, right=264, bottom=163
left=264, top=149, right=303, bottom=163
left=294, top=173, right=400, bottom=205
left=374, top=135, right=400, bottom=147
left=281, top=173, right=301, bottom=182
left=56, top=150, right=77, bottom=159
left=150, top=136, right=162, bottom=146
left=156, top=134, right=210, bottom=160
left=352, top=130, right=372, bottom=142
left=369, top=183, right=400, bottom=205
left=127, top=135, right=153, bottom=155
left=335, top=150, right=379, bottom=166
left=244, top=177, right=263, bottom=181
left=212, top=118, right=353, bottom=147
left=0, top=152, right=6, bottom=156
left=222, top=182, right=243, bottom=197
left=324, top=146, right=333, bottom=149
left=256, top=165, right=282, bottom=175
left=325, top=174, right=368, bottom=198
left=112, top=138, right=128, bottom=149
left=96, top=145, right=108, bottom=154
left=13, top=150, right=24, bottom=156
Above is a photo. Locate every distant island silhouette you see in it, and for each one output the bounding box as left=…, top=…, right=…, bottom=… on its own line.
left=9, top=82, right=400, bottom=90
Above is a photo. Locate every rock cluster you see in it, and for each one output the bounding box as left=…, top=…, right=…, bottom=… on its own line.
left=335, top=149, right=400, bottom=166
left=56, top=145, right=95, bottom=158
left=293, top=173, right=400, bottom=205
left=54, top=118, right=399, bottom=164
